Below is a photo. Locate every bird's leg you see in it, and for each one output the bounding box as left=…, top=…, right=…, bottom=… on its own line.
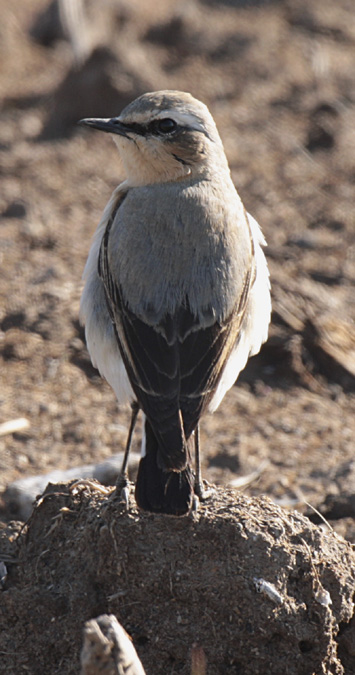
left=193, top=424, right=214, bottom=508
left=194, top=423, right=204, bottom=499
left=115, top=401, right=139, bottom=501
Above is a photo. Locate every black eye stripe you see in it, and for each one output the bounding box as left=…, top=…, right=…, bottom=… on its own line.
left=120, top=119, right=213, bottom=141
left=120, top=119, right=179, bottom=137
left=120, top=121, right=147, bottom=136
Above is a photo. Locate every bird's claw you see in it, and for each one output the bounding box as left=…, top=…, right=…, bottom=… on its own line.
left=113, top=474, right=131, bottom=509
left=193, top=480, right=215, bottom=510
left=120, top=485, right=130, bottom=509
left=192, top=495, right=200, bottom=512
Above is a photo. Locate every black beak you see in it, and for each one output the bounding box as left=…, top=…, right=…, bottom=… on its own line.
left=78, top=117, right=130, bottom=137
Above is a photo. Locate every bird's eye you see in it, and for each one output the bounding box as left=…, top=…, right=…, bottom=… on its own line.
left=157, top=118, right=177, bottom=134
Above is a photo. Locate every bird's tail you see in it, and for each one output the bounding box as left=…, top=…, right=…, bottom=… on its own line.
left=135, top=418, right=194, bottom=516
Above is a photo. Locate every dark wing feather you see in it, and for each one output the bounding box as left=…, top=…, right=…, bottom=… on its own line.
left=179, top=264, right=254, bottom=437
left=110, top=291, right=187, bottom=470
left=98, top=203, right=255, bottom=471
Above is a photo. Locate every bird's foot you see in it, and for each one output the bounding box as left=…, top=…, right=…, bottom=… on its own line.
left=100, top=477, right=134, bottom=516
left=193, top=480, right=215, bottom=511
left=113, top=473, right=131, bottom=509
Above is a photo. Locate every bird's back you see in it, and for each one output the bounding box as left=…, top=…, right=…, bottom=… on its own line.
left=107, top=176, right=254, bottom=329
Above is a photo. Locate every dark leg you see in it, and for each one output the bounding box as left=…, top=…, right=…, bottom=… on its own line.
left=115, top=401, right=139, bottom=496
left=194, top=423, right=214, bottom=504
left=194, top=424, right=204, bottom=498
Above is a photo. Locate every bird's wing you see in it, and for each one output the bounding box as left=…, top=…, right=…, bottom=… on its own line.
left=98, top=205, right=255, bottom=471
left=178, top=258, right=255, bottom=435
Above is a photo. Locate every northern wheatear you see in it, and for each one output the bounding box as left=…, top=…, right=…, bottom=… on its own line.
left=79, top=91, right=271, bottom=516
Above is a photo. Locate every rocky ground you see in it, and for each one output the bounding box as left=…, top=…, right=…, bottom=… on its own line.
left=0, top=0, right=355, bottom=673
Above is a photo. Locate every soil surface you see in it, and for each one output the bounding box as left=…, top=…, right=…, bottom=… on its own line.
left=0, top=0, right=355, bottom=673
left=1, top=483, right=355, bottom=675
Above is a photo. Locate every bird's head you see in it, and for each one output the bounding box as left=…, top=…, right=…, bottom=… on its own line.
left=79, top=91, right=228, bottom=186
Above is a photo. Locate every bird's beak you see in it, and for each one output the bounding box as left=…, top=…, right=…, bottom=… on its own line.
left=78, top=117, right=130, bottom=137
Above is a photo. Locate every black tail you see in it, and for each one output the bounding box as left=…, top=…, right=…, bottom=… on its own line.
left=135, top=419, right=194, bottom=516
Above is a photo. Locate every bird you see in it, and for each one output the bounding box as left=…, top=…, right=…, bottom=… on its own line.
left=78, top=90, right=271, bottom=516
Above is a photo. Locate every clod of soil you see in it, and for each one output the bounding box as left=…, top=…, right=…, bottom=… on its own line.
left=1, top=482, right=354, bottom=674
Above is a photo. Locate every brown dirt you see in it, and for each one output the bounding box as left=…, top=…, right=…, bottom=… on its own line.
left=0, top=0, right=355, bottom=673
left=1, top=482, right=355, bottom=674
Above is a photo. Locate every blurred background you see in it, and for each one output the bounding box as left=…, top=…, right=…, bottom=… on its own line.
left=0, top=0, right=354, bottom=536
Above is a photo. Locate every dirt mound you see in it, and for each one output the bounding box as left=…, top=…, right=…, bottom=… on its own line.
left=1, top=483, right=354, bottom=674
